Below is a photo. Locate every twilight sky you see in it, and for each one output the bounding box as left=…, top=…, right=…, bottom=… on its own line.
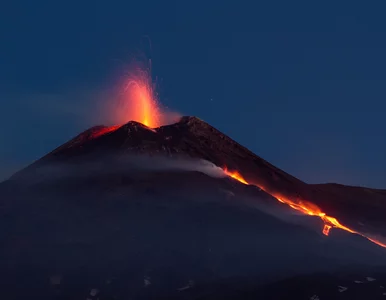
left=1, top=1, right=386, bottom=188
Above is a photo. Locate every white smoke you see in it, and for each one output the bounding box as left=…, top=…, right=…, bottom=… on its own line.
left=120, top=155, right=227, bottom=178
left=14, top=154, right=228, bottom=184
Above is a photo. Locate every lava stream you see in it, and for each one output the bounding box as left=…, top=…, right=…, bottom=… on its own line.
left=223, top=168, right=386, bottom=248
left=90, top=125, right=121, bottom=139
left=223, top=168, right=248, bottom=185
left=323, top=224, right=332, bottom=236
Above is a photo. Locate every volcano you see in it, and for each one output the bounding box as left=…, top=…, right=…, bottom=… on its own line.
left=10, top=116, right=386, bottom=239
left=1, top=116, right=386, bottom=300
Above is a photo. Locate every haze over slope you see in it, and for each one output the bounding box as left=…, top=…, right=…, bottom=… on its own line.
left=1, top=153, right=386, bottom=299
left=10, top=116, right=386, bottom=242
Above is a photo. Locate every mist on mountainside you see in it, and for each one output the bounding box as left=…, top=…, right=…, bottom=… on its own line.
left=1, top=154, right=385, bottom=299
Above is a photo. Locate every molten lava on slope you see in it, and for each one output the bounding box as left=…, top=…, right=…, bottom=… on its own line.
left=90, top=125, right=121, bottom=139
left=223, top=167, right=386, bottom=248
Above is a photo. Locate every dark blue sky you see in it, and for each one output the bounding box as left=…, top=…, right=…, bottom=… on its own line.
left=1, top=1, right=386, bottom=187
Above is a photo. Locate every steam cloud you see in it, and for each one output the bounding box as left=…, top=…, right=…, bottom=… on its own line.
left=119, top=156, right=227, bottom=178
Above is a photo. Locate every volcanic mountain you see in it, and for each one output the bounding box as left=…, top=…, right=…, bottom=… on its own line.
left=1, top=116, right=386, bottom=300
left=10, top=116, right=386, bottom=238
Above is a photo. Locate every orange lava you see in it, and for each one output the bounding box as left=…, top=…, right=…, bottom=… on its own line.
left=124, top=79, right=160, bottom=128
left=119, top=65, right=161, bottom=128
left=105, top=60, right=181, bottom=128
left=323, top=224, right=332, bottom=236
left=223, top=167, right=248, bottom=185
left=90, top=125, right=121, bottom=139
left=223, top=167, right=386, bottom=248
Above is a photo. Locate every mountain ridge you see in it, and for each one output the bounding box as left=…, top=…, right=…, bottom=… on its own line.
left=6, top=115, right=386, bottom=236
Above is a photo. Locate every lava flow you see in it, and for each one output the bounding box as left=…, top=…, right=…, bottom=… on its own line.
left=90, top=125, right=121, bottom=139
left=223, top=167, right=386, bottom=248
left=223, top=167, right=248, bottom=185
left=323, top=224, right=332, bottom=236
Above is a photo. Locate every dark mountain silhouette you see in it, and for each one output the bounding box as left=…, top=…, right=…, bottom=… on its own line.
left=10, top=116, right=386, bottom=236
left=1, top=116, right=386, bottom=300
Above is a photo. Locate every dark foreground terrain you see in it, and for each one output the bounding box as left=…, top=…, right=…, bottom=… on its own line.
left=6, top=267, right=386, bottom=300
left=165, top=271, right=386, bottom=300
left=1, top=161, right=386, bottom=299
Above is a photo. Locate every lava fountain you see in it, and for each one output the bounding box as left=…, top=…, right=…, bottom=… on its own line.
left=109, top=64, right=162, bottom=128
left=94, top=62, right=180, bottom=139
left=106, top=62, right=180, bottom=130
left=122, top=68, right=161, bottom=128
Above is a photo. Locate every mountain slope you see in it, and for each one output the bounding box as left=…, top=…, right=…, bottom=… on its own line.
left=1, top=163, right=386, bottom=299
left=9, top=116, right=386, bottom=236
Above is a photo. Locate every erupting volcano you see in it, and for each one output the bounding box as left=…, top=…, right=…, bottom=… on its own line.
left=3, top=82, right=386, bottom=299
left=100, top=62, right=180, bottom=134
left=10, top=103, right=386, bottom=250
left=8, top=60, right=386, bottom=249
left=92, top=64, right=180, bottom=141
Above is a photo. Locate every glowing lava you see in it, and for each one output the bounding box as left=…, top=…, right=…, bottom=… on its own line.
left=223, top=167, right=248, bottom=185
left=90, top=125, right=121, bottom=139
left=100, top=60, right=181, bottom=131
left=106, top=61, right=167, bottom=129
left=124, top=75, right=161, bottom=128
left=323, top=224, right=332, bottom=236
left=223, top=167, right=386, bottom=248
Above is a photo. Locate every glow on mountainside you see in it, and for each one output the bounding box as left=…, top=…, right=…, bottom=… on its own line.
left=223, top=167, right=386, bottom=248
